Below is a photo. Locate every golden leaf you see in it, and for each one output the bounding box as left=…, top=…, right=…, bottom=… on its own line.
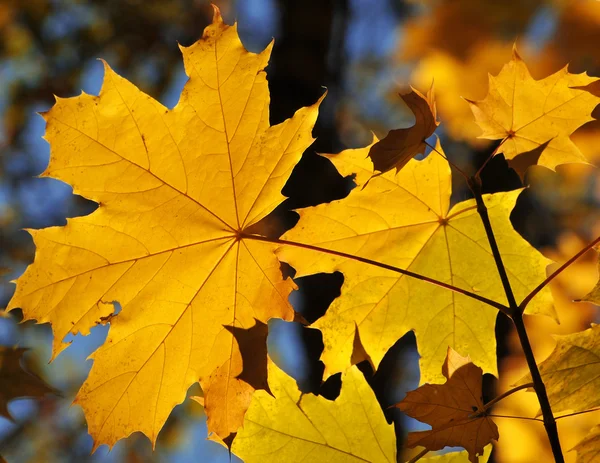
left=278, top=140, right=555, bottom=384
left=7, top=6, right=321, bottom=448
left=467, top=46, right=600, bottom=172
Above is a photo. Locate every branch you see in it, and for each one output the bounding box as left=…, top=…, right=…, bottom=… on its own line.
left=469, top=175, right=565, bottom=463
left=474, top=382, right=534, bottom=417
left=519, top=235, right=600, bottom=313
left=467, top=176, right=519, bottom=313
left=241, top=233, right=511, bottom=315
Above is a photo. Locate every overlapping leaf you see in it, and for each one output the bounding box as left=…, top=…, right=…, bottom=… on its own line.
left=468, top=47, right=600, bottom=172
left=7, top=7, right=321, bottom=448
left=518, top=324, right=600, bottom=415
left=368, top=85, right=438, bottom=174
left=396, top=348, right=498, bottom=463
left=231, top=360, right=396, bottom=462
left=278, top=141, right=555, bottom=384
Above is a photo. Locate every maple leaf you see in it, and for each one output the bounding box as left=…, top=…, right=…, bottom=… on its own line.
left=231, top=359, right=396, bottom=462
left=368, top=84, right=438, bottom=174
left=396, top=348, right=498, bottom=463
left=467, top=46, right=600, bottom=172
left=278, top=140, right=555, bottom=384
left=571, top=425, right=600, bottom=463
left=7, top=6, right=322, bottom=448
left=518, top=324, right=600, bottom=415
left=0, top=347, right=56, bottom=419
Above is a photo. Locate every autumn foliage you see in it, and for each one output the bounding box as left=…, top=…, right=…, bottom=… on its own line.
left=5, top=5, right=600, bottom=463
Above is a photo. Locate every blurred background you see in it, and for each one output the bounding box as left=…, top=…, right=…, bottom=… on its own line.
left=1, top=0, right=600, bottom=461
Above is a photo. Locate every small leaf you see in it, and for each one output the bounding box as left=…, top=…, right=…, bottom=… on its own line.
left=368, top=84, right=439, bottom=174
left=395, top=347, right=499, bottom=463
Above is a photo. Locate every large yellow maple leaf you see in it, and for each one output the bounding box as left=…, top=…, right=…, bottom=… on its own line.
left=7, top=7, right=321, bottom=448
left=278, top=141, right=556, bottom=384
left=231, top=360, right=396, bottom=462
left=468, top=47, right=600, bottom=172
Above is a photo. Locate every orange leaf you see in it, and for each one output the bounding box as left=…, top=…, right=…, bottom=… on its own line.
left=395, top=347, right=498, bottom=463
left=368, top=84, right=438, bottom=174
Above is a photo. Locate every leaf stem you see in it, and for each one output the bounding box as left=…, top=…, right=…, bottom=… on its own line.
left=407, top=448, right=429, bottom=463
left=486, top=414, right=543, bottom=422
left=474, top=138, right=507, bottom=179
left=519, top=235, right=600, bottom=313
left=241, top=233, right=511, bottom=315
left=477, top=382, right=534, bottom=415
left=468, top=175, right=564, bottom=462
left=424, top=140, right=469, bottom=182
left=556, top=407, right=600, bottom=420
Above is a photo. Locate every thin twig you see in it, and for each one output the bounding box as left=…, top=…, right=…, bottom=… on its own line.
left=486, top=414, right=544, bottom=422
left=407, top=448, right=429, bottom=463
left=424, top=140, right=470, bottom=182
left=469, top=175, right=564, bottom=462
left=241, top=233, right=511, bottom=315
left=468, top=176, right=519, bottom=313
left=519, top=235, right=600, bottom=313
left=512, top=311, right=564, bottom=462
left=556, top=407, right=600, bottom=420
left=477, top=382, right=534, bottom=415
left=474, top=138, right=507, bottom=179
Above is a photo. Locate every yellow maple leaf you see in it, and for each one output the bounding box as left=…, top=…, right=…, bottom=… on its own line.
left=231, top=359, right=396, bottom=462
left=396, top=348, right=498, bottom=463
left=467, top=47, right=600, bottom=172
left=278, top=140, right=556, bottom=384
left=518, top=324, right=600, bottom=416
left=7, top=7, right=322, bottom=448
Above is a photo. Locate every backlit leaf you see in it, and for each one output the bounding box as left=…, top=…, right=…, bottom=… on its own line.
left=278, top=141, right=555, bottom=384
left=231, top=360, right=396, bottom=462
left=7, top=6, right=321, bottom=448
left=467, top=46, right=600, bottom=172
left=368, top=84, right=439, bottom=174
left=396, top=348, right=498, bottom=463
